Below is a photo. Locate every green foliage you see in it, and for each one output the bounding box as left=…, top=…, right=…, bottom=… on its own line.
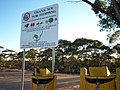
left=113, top=44, right=120, bottom=53
left=81, top=0, right=120, bottom=44
left=0, top=38, right=120, bottom=73
left=107, top=30, right=120, bottom=44
left=92, top=0, right=119, bottom=32
left=25, top=49, right=37, bottom=61
left=93, top=0, right=106, bottom=14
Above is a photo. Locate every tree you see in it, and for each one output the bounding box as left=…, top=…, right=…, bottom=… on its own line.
left=2, top=49, right=17, bottom=60
left=71, top=0, right=120, bottom=43
left=17, top=51, right=23, bottom=61
left=81, top=0, right=120, bottom=30
left=25, top=49, right=37, bottom=61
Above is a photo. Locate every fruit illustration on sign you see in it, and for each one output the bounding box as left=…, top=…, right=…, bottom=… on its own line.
left=33, top=31, right=43, bottom=41
left=40, top=22, right=43, bottom=24
left=45, top=20, right=49, bottom=24
left=24, top=24, right=29, bottom=28
left=36, top=22, right=39, bottom=25
left=33, top=34, right=39, bottom=41
left=55, top=18, right=57, bottom=21
left=31, top=23, right=35, bottom=27
left=49, top=18, right=54, bottom=23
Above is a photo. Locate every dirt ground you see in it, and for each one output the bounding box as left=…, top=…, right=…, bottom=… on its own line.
left=0, top=69, right=80, bottom=90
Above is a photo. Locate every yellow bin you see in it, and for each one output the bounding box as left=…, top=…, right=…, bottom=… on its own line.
left=30, top=68, right=57, bottom=90
left=80, top=66, right=120, bottom=90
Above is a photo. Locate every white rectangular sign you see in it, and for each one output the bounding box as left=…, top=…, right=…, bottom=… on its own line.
left=20, top=4, right=58, bottom=49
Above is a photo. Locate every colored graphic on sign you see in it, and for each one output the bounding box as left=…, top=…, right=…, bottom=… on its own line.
left=33, top=34, right=39, bottom=41
left=33, top=30, right=43, bottom=41
left=20, top=4, right=58, bottom=49
left=24, top=23, right=29, bottom=28
left=23, top=17, right=57, bottom=28
left=23, top=12, right=30, bottom=21
left=49, top=18, right=54, bottom=23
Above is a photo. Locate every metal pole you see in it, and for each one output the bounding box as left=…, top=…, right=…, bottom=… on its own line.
left=52, top=47, right=55, bottom=74
left=22, top=49, right=25, bottom=90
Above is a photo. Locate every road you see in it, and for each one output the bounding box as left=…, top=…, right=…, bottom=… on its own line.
left=0, top=70, right=80, bottom=90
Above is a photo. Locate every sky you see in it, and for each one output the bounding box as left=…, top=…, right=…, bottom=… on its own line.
left=0, top=0, right=108, bottom=52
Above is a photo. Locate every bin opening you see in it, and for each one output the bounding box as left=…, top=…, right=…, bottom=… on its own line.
left=32, top=77, right=54, bottom=84
left=32, top=68, right=54, bottom=84
left=85, top=77, right=115, bottom=84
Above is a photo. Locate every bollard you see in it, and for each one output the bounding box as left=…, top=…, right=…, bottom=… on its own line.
left=80, top=66, right=116, bottom=90
left=30, top=68, right=57, bottom=90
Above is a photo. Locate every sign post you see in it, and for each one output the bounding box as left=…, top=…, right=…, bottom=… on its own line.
left=20, top=4, right=58, bottom=90
left=52, top=48, right=55, bottom=74
left=21, top=49, right=25, bottom=90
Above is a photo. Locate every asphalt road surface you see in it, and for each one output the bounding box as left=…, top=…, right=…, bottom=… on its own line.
left=0, top=69, right=80, bottom=90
